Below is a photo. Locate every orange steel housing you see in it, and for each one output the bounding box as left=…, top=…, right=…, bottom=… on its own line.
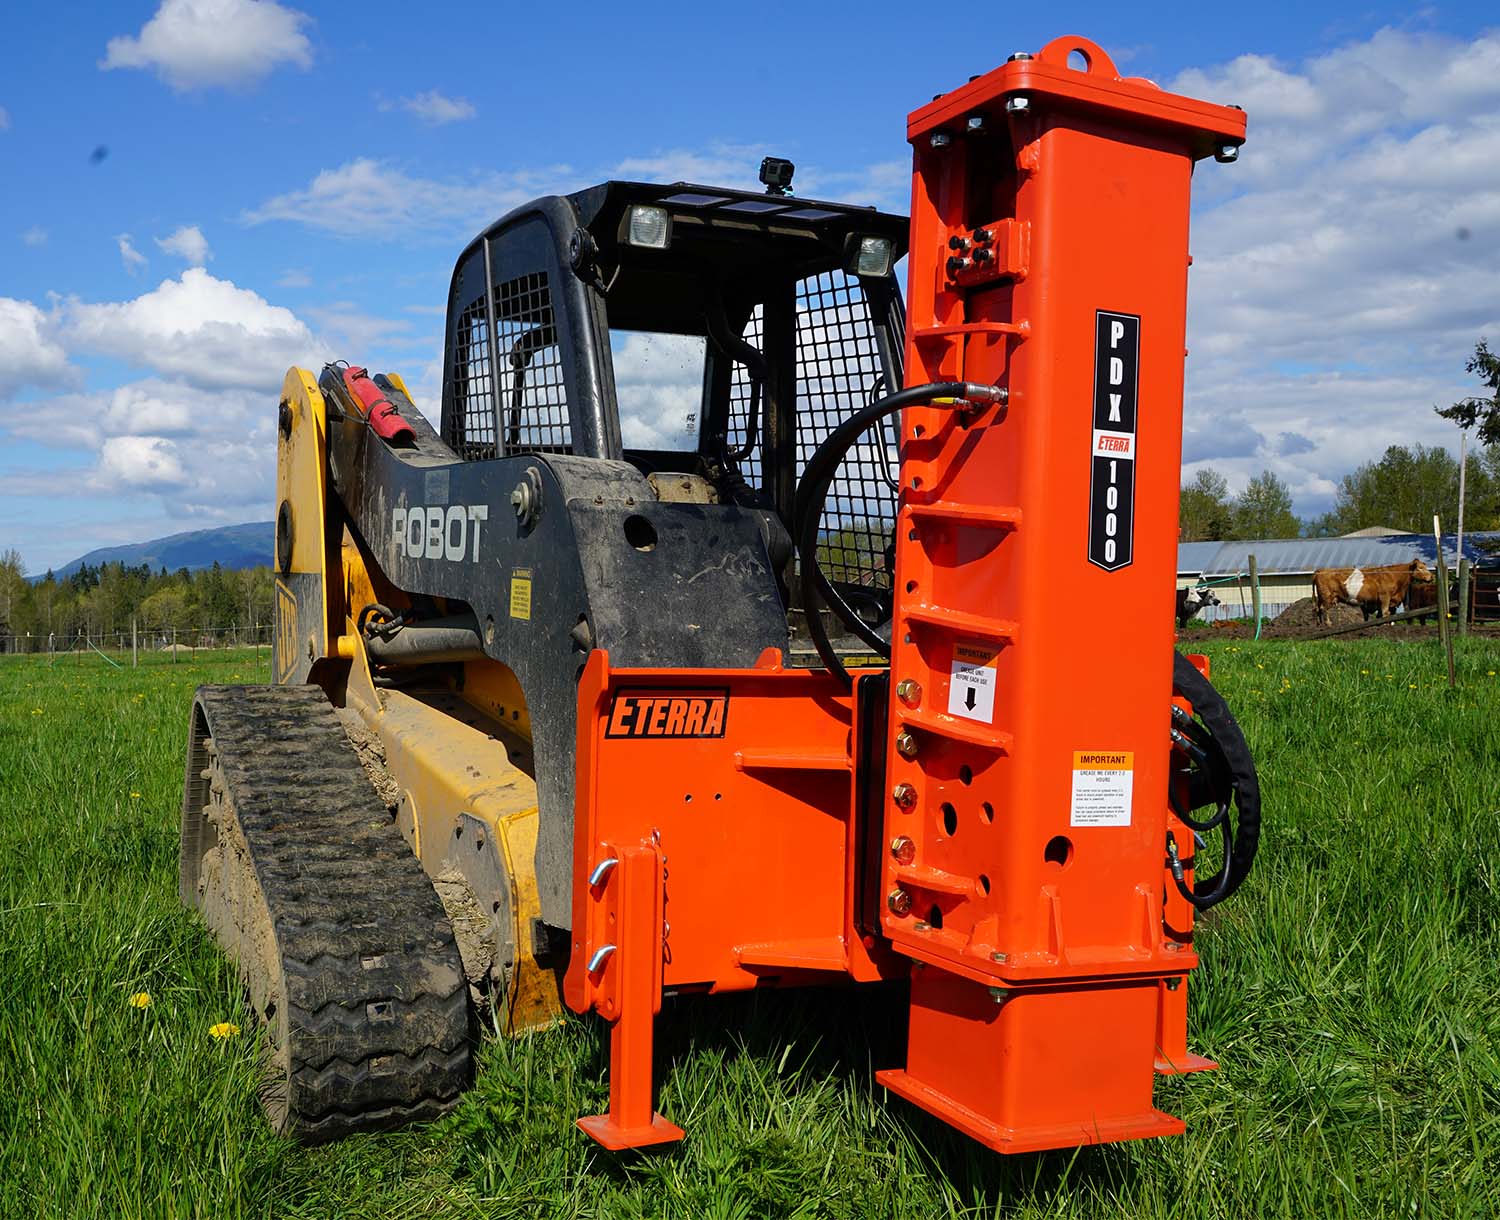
left=561, top=35, right=1245, bottom=1154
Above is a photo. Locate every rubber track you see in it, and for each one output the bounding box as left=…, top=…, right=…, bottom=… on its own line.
left=187, top=684, right=471, bottom=1142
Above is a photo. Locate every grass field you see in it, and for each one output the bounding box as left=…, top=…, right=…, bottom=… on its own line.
left=2, top=640, right=1497, bottom=1218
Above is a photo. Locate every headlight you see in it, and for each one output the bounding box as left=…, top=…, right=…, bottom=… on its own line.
left=625, top=205, right=672, bottom=250
left=850, top=235, right=894, bottom=277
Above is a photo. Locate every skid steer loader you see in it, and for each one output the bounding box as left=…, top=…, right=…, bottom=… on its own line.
left=180, top=35, right=1260, bottom=1151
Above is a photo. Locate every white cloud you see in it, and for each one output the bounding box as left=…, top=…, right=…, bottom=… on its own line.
left=276, top=268, right=311, bottom=288
left=99, top=435, right=187, bottom=490
left=1172, top=26, right=1500, bottom=516
left=21, top=226, right=47, bottom=247
left=612, top=332, right=706, bottom=449
left=390, top=90, right=476, bottom=124
left=0, top=107, right=10, bottom=131
left=0, top=298, right=73, bottom=400
left=117, top=234, right=148, bottom=274
left=66, top=267, right=323, bottom=392
left=101, top=0, right=312, bottom=91
left=154, top=224, right=211, bottom=265
left=243, top=157, right=570, bottom=239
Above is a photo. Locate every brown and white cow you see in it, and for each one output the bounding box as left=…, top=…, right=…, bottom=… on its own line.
left=1312, top=559, right=1435, bottom=626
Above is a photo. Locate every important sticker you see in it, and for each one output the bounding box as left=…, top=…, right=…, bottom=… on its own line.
left=948, top=641, right=998, bottom=722
left=509, top=568, right=533, bottom=620
left=1070, top=751, right=1134, bottom=827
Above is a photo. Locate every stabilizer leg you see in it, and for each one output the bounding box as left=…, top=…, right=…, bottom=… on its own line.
left=576, top=842, right=684, bottom=1150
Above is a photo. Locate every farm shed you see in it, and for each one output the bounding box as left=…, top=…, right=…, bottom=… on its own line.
left=1176, top=532, right=1500, bottom=622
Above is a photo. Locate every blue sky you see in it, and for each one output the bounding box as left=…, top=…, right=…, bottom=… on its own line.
left=2, top=1, right=1498, bottom=572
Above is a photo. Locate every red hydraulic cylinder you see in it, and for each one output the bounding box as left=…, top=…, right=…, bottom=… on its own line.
left=876, top=36, right=1246, bottom=1152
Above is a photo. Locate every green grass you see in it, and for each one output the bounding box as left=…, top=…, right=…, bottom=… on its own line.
left=2, top=641, right=1498, bottom=1218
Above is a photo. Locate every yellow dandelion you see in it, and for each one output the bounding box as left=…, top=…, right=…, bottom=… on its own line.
left=130, top=791, right=141, bottom=799
left=128, top=992, right=151, bottom=1009
left=1408, top=684, right=1418, bottom=689
left=31, top=708, right=43, bottom=716
left=209, top=1022, right=241, bottom=1039
left=1255, top=663, right=1265, bottom=670
left=1360, top=669, right=1369, bottom=675
left=1489, top=671, right=1497, bottom=677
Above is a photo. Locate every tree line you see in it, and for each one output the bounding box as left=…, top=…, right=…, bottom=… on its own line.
left=1179, top=443, right=1500, bottom=542
left=0, top=552, right=275, bottom=647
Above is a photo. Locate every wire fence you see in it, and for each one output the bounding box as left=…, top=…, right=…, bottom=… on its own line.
left=0, top=623, right=274, bottom=673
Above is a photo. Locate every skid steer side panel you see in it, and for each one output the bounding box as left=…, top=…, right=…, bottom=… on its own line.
left=877, top=37, right=1245, bottom=1151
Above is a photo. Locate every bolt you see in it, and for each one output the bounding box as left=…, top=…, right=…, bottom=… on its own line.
left=895, top=730, right=919, bottom=760
left=887, top=888, right=913, bottom=916
left=1007, top=52, right=1033, bottom=62
left=892, top=782, right=918, bottom=811
left=929, top=132, right=952, bottom=149
left=973, top=248, right=993, bottom=264
left=1215, top=143, right=1240, bottom=163
left=912, top=920, right=930, bottom=932
left=890, top=835, right=915, bottom=864
left=966, top=114, right=986, bottom=132
left=973, top=228, right=993, bottom=243
left=1166, top=977, right=1182, bottom=991
left=1165, top=941, right=1183, bottom=952
left=946, top=255, right=972, bottom=276
left=1005, top=95, right=1030, bottom=115
left=510, top=483, right=532, bottom=520
left=988, top=986, right=1009, bottom=1004
left=948, top=235, right=971, bottom=252
left=990, top=951, right=1008, bottom=963
left=896, top=678, right=922, bottom=706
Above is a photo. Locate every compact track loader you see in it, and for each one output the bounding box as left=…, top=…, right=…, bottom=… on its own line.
left=181, top=36, right=1261, bottom=1151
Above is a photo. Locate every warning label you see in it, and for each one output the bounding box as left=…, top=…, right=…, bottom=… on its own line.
left=948, top=642, right=998, bottom=722
left=1069, top=751, right=1134, bottom=827
left=509, top=568, right=533, bottom=620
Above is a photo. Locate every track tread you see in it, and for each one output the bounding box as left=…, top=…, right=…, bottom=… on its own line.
left=183, top=683, right=471, bottom=1143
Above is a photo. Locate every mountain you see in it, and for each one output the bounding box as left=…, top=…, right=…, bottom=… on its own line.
left=38, top=521, right=273, bottom=581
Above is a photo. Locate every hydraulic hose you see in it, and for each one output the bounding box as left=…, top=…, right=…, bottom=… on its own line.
left=1168, top=652, right=1262, bottom=909
left=792, top=381, right=1007, bottom=688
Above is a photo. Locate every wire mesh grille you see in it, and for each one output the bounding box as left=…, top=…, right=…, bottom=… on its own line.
left=796, top=271, right=894, bottom=591
left=451, top=296, right=496, bottom=459
left=496, top=270, right=571, bottom=454
left=727, top=273, right=895, bottom=590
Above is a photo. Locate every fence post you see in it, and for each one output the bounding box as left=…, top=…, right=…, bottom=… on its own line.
left=1248, top=554, right=1262, bottom=640
left=132, top=618, right=138, bottom=668
left=1433, top=516, right=1455, bottom=689
left=1457, top=558, right=1471, bottom=637
left=172, top=626, right=177, bottom=663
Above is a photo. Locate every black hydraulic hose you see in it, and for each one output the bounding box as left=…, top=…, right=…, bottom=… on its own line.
left=1169, top=652, right=1262, bottom=909
left=793, top=381, right=1007, bottom=689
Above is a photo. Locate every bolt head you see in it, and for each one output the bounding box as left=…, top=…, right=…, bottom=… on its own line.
left=988, top=986, right=1009, bottom=1004
left=990, top=951, right=1008, bottom=963
left=891, top=782, right=918, bottom=811
left=1007, top=52, right=1033, bottom=62
left=887, top=888, right=913, bottom=916
left=1166, top=977, right=1182, bottom=991
left=1005, top=95, right=1030, bottom=115
left=929, top=131, right=952, bottom=149
left=889, top=835, right=916, bottom=865
left=965, top=114, right=986, bottom=132
left=895, top=730, right=919, bottom=760
left=895, top=678, right=922, bottom=706
left=1215, top=143, right=1240, bottom=163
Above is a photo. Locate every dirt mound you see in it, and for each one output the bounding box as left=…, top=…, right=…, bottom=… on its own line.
left=1272, top=596, right=1361, bottom=631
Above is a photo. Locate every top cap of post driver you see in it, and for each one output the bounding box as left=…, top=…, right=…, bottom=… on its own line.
left=908, top=36, right=1247, bottom=156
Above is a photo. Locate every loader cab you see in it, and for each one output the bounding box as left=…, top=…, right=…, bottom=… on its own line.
left=440, top=179, right=909, bottom=638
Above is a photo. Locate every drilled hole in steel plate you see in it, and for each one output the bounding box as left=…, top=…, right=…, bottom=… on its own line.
left=905, top=580, right=918, bottom=594
left=492, top=901, right=501, bottom=913
left=454, top=825, right=463, bottom=838
left=714, top=793, right=722, bottom=801
left=684, top=793, right=693, bottom=802
left=981, top=801, right=994, bottom=823
left=910, top=476, right=923, bottom=490
left=978, top=874, right=991, bottom=895
left=624, top=514, right=658, bottom=551
left=908, top=528, right=919, bottom=542
left=927, top=904, right=943, bottom=929
left=940, top=802, right=958, bottom=836
left=913, top=424, right=926, bottom=438
left=959, top=765, right=973, bottom=786
left=1044, top=835, right=1074, bottom=869
left=1067, top=48, right=1090, bottom=72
